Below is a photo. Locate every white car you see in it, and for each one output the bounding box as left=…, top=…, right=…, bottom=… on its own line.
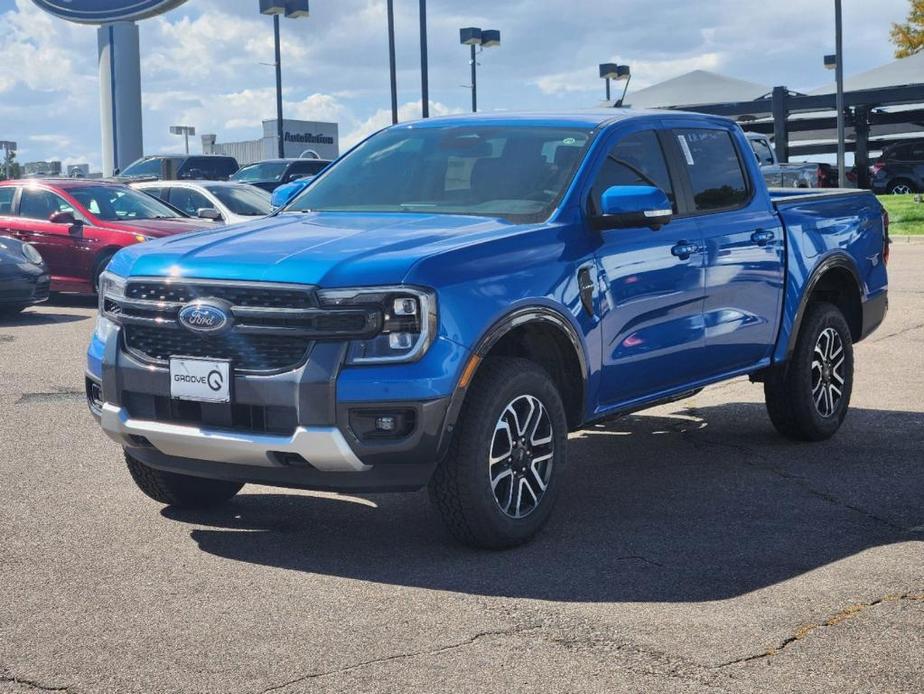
left=131, top=180, right=273, bottom=226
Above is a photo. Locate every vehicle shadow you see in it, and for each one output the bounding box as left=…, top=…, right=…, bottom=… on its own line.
left=0, top=309, right=89, bottom=327
left=162, top=401, right=924, bottom=602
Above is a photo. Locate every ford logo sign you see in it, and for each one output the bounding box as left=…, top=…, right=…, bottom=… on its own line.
left=31, top=1, right=190, bottom=24
left=178, top=302, right=231, bottom=334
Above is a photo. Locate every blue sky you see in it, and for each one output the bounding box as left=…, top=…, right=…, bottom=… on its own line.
left=0, top=0, right=913, bottom=169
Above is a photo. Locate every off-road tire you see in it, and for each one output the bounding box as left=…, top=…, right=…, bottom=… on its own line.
left=428, top=357, right=568, bottom=549
left=764, top=302, right=854, bottom=441
left=125, top=452, right=243, bottom=508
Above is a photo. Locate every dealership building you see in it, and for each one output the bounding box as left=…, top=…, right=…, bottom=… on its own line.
left=202, top=119, right=339, bottom=165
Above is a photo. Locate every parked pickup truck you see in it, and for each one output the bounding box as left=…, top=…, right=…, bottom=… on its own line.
left=87, top=111, right=889, bottom=548
left=746, top=132, right=833, bottom=189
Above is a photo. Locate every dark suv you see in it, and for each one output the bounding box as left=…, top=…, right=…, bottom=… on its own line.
left=116, top=155, right=240, bottom=182
left=230, top=159, right=331, bottom=193
left=870, top=141, right=924, bottom=194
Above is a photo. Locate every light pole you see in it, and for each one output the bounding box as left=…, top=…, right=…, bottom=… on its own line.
left=460, top=27, right=500, bottom=113
left=833, top=0, right=847, bottom=188
left=170, top=126, right=196, bottom=154
left=386, top=0, right=398, bottom=124
left=259, top=0, right=310, bottom=159
left=419, top=0, right=429, bottom=118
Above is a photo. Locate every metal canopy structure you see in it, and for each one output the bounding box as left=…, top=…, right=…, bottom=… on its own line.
left=657, top=54, right=924, bottom=189
left=624, top=69, right=770, bottom=110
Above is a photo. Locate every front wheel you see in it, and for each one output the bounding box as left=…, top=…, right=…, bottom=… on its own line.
left=125, top=452, right=243, bottom=508
left=887, top=179, right=916, bottom=195
left=429, top=357, right=569, bottom=549
left=764, top=302, right=854, bottom=441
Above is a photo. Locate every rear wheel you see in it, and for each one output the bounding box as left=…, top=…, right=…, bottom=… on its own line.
left=887, top=179, right=916, bottom=195
left=428, top=358, right=568, bottom=549
left=125, top=452, right=243, bottom=508
left=764, top=302, right=854, bottom=441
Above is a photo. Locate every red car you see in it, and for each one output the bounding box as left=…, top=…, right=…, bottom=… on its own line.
left=0, top=179, right=213, bottom=294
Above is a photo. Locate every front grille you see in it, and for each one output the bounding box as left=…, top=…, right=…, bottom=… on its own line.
left=124, top=324, right=311, bottom=372
left=114, top=279, right=380, bottom=373
left=125, top=281, right=315, bottom=308
left=122, top=390, right=298, bottom=436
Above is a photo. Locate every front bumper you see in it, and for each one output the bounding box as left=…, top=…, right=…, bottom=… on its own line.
left=87, top=322, right=459, bottom=492
left=0, top=264, right=50, bottom=307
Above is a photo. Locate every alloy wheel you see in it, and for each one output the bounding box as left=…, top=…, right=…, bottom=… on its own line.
left=811, top=327, right=846, bottom=418
left=891, top=183, right=913, bottom=195
left=489, top=394, right=554, bottom=519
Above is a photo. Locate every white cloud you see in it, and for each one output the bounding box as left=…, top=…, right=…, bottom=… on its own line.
left=0, top=0, right=914, bottom=170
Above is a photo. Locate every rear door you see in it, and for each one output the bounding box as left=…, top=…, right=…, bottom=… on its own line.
left=590, top=127, right=708, bottom=408
left=672, top=127, right=785, bottom=375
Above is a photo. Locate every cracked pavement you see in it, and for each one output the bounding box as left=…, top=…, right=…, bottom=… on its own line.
left=1, top=247, right=923, bottom=693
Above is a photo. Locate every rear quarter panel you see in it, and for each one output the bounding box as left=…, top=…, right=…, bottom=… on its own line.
left=772, top=190, right=887, bottom=362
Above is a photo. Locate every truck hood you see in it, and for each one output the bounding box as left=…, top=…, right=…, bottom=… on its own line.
left=108, top=211, right=537, bottom=286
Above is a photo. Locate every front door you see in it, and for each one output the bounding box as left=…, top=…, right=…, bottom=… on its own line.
left=590, top=128, right=707, bottom=411
left=10, top=187, right=90, bottom=288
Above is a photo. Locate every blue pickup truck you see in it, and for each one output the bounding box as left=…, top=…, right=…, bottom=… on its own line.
left=87, top=110, right=889, bottom=548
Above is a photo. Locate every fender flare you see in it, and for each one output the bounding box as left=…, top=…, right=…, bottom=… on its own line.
left=437, top=307, right=590, bottom=454
left=784, top=252, right=862, bottom=359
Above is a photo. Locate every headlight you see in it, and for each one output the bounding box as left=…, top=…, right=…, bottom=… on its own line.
left=20, top=243, right=43, bottom=265
left=317, top=286, right=436, bottom=364
left=98, top=271, right=127, bottom=316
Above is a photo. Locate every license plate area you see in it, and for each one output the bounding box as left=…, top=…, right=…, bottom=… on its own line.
left=169, top=357, right=231, bottom=403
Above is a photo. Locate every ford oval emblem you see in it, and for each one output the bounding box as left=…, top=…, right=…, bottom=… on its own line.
left=178, top=302, right=231, bottom=334
left=31, top=1, right=190, bottom=25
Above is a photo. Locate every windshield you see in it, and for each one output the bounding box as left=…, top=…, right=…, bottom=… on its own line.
left=206, top=185, right=273, bottom=216
left=120, top=157, right=174, bottom=178
left=287, top=125, right=593, bottom=222
left=231, top=162, right=289, bottom=183
left=70, top=186, right=186, bottom=221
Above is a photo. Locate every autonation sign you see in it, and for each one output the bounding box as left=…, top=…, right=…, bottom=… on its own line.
left=31, top=0, right=189, bottom=24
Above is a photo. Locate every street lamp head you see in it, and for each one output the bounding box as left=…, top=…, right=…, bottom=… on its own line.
left=599, top=63, right=619, bottom=80
left=480, top=29, right=500, bottom=48
left=823, top=54, right=837, bottom=70
left=259, top=0, right=286, bottom=15
left=460, top=27, right=482, bottom=46
left=614, top=65, right=631, bottom=81
left=285, top=0, right=309, bottom=18
left=170, top=126, right=196, bottom=135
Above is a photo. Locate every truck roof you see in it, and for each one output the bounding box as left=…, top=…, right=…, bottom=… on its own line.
left=394, top=108, right=727, bottom=130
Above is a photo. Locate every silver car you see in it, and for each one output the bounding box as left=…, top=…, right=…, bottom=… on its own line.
left=132, top=180, right=273, bottom=225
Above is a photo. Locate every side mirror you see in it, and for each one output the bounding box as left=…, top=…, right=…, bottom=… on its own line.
left=592, top=185, right=673, bottom=231
left=49, top=211, right=83, bottom=232
left=196, top=207, right=223, bottom=221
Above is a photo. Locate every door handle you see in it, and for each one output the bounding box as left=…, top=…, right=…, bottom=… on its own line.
left=671, top=241, right=701, bottom=260
left=751, top=229, right=775, bottom=246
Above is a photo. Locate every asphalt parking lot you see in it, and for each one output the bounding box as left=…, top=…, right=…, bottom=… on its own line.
left=1, top=245, right=922, bottom=694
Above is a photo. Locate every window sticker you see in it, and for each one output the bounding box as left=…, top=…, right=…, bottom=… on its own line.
left=677, top=135, right=695, bottom=166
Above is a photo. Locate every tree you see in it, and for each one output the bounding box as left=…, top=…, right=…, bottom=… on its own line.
left=1, top=149, right=21, bottom=181
left=891, top=0, right=924, bottom=58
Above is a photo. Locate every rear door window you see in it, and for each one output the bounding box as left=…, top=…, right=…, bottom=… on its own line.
left=589, top=130, right=675, bottom=214
left=0, top=187, right=16, bottom=216
left=675, top=129, right=750, bottom=212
